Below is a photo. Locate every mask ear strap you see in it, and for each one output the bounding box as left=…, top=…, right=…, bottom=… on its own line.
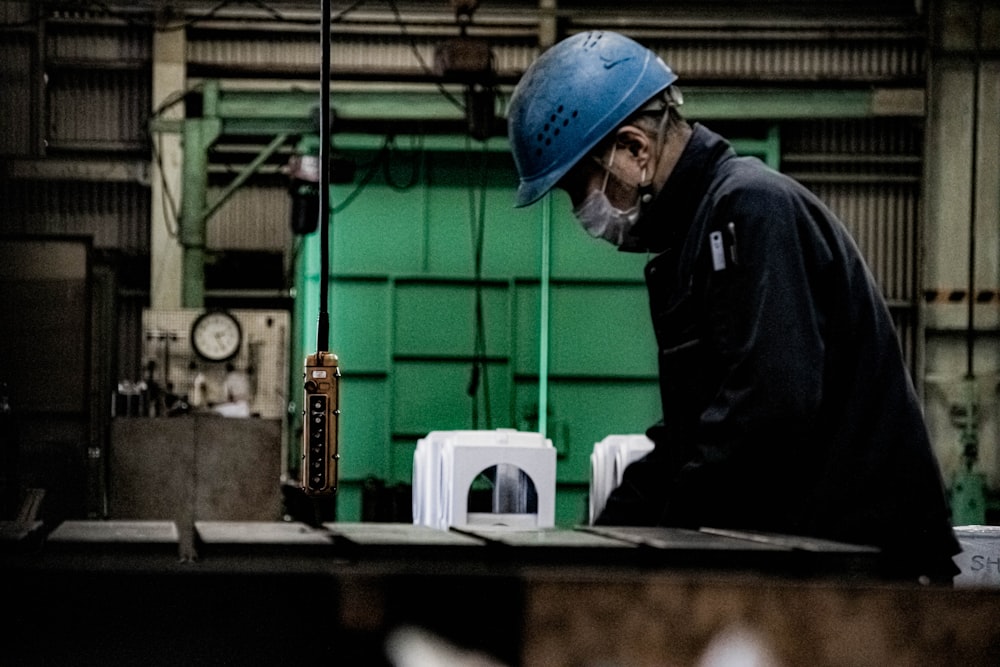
left=639, top=167, right=654, bottom=205
left=600, top=144, right=616, bottom=192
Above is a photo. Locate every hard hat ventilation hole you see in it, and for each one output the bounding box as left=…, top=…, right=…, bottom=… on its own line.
left=582, top=33, right=602, bottom=50
left=533, top=105, right=579, bottom=157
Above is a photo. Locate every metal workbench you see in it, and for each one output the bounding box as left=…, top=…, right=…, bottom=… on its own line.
left=4, top=520, right=999, bottom=667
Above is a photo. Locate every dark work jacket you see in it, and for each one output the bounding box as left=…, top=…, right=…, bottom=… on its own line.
left=597, top=124, right=961, bottom=581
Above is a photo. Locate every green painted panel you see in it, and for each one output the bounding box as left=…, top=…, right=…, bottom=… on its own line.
left=330, top=280, right=391, bottom=373
left=339, top=377, right=390, bottom=481
left=549, top=284, right=657, bottom=378
left=422, top=179, right=481, bottom=277
left=390, top=437, right=417, bottom=487
left=556, top=486, right=589, bottom=527
left=335, top=482, right=363, bottom=522
left=330, top=175, right=427, bottom=275
left=295, top=229, right=323, bottom=356
left=513, top=284, right=542, bottom=377
left=392, top=360, right=513, bottom=436
left=511, top=380, right=572, bottom=463
left=541, top=380, right=661, bottom=484
left=514, top=283, right=655, bottom=379
left=424, top=152, right=542, bottom=279
left=393, top=282, right=511, bottom=358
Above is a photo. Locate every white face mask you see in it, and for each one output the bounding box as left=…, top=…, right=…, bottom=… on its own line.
left=573, top=189, right=640, bottom=246
left=572, top=144, right=643, bottom=248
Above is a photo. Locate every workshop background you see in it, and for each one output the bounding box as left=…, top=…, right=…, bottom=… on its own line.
left=1, top=0, right=998, bottom=530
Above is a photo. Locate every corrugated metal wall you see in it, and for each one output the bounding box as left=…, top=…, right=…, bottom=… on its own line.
left=186, top=26, right=536, bottom=80
left=206, top=181, right=291, bottom=250
left=640, top=29, right=923, bottom=83
left=43, top=19, right=150, bottom=152
left=718, top=121, right=920, bottom=318
left=0, top=31, right=36, bottom=155
left=184, top=17, right=923, bottom=82
left=1, top=8, right=152, bottom=247
left=47, top=69, right=149, bottom=150
left=1, top=180, right=150, bottom=251
left=781, top=117, right=923, bottom=362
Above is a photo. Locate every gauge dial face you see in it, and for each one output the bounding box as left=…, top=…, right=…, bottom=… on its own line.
left=190, top=310, right=242, bottom=362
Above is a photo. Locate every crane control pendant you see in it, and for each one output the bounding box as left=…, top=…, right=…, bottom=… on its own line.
left=301, top=351, right=340, bottom=495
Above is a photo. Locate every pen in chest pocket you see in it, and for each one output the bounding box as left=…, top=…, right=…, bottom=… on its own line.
left=709, top=222, right=740, bottom=271
left=726, top=221, right=739, bottom=266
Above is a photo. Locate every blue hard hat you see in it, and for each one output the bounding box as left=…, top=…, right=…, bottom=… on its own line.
left=507, top=31, right=677, bottom=207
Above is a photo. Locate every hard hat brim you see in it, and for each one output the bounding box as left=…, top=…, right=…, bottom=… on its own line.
left=515, top=174, right=562, bottom=208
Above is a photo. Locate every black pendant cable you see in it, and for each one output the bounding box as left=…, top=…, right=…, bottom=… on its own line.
left=317, top=0, right=331, bottom=355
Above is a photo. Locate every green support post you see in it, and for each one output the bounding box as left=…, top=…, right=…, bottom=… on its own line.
left=177, top=81, right=291, bottom=308
left=179, top=116, right=220, bottom=308
left=953, top=469, right=987, bottom=526
left=952, top=377, right=987, bottom=526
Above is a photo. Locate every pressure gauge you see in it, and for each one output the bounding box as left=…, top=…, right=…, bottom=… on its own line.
left=190, top=310, right=242, bottom=362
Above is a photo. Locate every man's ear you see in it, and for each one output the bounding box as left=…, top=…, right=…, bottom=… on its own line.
left=615, top=125, right=653, bottom=166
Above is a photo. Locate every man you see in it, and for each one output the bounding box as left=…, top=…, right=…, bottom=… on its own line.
left=507, top=30, right=960, bottom=583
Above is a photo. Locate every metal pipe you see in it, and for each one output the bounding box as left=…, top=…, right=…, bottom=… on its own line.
left=965, top=0, right=982, bottom=383
left=538, top=193, right=552, bottom=438
left=961, top=0, right=984, bottom=474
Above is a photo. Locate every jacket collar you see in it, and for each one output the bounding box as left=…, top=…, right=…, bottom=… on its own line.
left=630, top=123, right=735, bottom=253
